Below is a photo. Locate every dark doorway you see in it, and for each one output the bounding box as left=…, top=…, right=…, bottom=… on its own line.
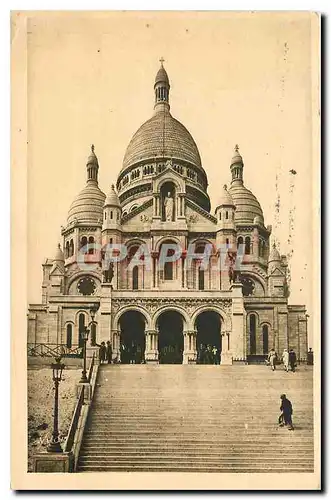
left=196, top=311, right=221, bottom=364
left=262, top=325, right=269, bottom=354
left=119, top=311, right=146, bottom=364
left=249, top=314, right=257, bottom=354
left=158, top=311, right=184, bottom=364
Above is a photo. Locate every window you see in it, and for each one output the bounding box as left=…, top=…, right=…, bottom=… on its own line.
left=259, top=239, right=263, bottom=257
left=249, top=314, right=256, bottom=355
left=237, top=236, right=244, bottom=251
left=164, top=261, right=173, bottom=280
left=88, top=236, right=95, bottom=255
left=226, top=238, right=229, bottom=248
left=104, top=212, right=107, bottom=220
left=110, top=211, right=113, bottom=219
left=78, top=314, right=85, bottom=348
left=90, top=323, right=96, bottom=346
left=262, top=325, right=269, bottom=354
left=80, top=236, right=87, bottom=250
left=245, top=237, right=251, bottom=255
left=219, top=212, right=221, bottom=220
left=66, top=324, right=72, bottom=348
left=226, top=211, right=229, bottom=220
left=198, top=267, right=204, bottom=290
left=65, top=241, right=69, bottom=259
left=132, top=266, right=139, bottom=290
left=69, top=239, right=74, bottom=257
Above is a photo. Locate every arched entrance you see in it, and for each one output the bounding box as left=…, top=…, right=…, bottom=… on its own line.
left=157, top=310, right=184, bottom=364
left=119, top=311, right=146, bottom=364
left=195, top=311, right=222, bottom=364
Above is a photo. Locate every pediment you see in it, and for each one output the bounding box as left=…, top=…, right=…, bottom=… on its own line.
left=50, top=263, right=64, bottom=276
left=269, top=266, right=285, bottom=277
left=122, top=202, right=154, bottom=229
left=186, top=199, right=217, bottom=226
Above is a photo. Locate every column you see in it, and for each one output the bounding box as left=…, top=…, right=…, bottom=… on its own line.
left=183, top=330, right=197, bottom=364
left=220, top=331, right=233, bottom=365
left=145, top=329, right=159, bottom=363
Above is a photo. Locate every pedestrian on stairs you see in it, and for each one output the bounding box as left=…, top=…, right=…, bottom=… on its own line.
left=106, top=341, right=112, bottom=364
left=279, top=394, right=294, bottom=430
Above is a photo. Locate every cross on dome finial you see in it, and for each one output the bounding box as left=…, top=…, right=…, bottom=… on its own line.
left=235, top=144, right=239, bottom=153
left=159, top=57, right=165, bottom=66
left=111, top=184, right=115, bottom=190
left=223, top=184, right=227, bottom=190
left=91, top=144, right=95, bottom=153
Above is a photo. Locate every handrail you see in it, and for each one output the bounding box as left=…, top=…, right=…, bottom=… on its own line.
left=64, top=385, right=85, bottom=453
left=87, top=353, right=95, bottom=382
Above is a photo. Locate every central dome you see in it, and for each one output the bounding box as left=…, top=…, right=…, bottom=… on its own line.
left=122, top=109, right=202, bottom=171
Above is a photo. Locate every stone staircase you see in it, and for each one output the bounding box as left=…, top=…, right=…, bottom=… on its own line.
left=77, top=365, right=314, bottom=473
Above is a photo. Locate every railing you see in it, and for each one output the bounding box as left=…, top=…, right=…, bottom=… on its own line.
left=63, top=353, right=96, bottom=462
left=27, top=343, right=83, bottom=358
left=64, top=385, right=85, bottom=453
left=87, top=353, right=95, bottom=382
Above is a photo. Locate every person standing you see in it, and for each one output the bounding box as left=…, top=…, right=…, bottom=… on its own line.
left=106, top=341, right=112, bottom=364
left=282, top=349, right=289, bottom=372
left=97, top=341, right=106, bottom=364
left=212, top=346, right=218, bottom=365
left=289, top=349, right=297, bottom=372
left=279, top=394, right=294, bottom=430
left=268, top=348, right=277, bottom=371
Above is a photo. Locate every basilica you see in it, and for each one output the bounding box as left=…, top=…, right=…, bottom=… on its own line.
left=27, top=62, right=308, bottom=365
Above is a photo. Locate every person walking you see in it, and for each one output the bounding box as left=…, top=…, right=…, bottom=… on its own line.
left=279, top=394, right=294, bottom=430
left=268, top=348, right=277, bottom=371
left=106, top=341, right=112, bottom=364
left=289, top=349, right=297, bottom=372
left=282, top=349, right=289, bottom=372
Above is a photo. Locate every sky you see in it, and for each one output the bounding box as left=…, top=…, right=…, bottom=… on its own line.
left=24, top=12, right=318, bottom=336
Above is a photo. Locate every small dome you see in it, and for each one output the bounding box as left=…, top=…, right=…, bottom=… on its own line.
left=217, top=184, right=235, bottom=207
left=67, top=183, right=106, bottom=224
left=87, top=144, right=98, bottom=166
left=229, top=183, right=264, bottom=224
left=231, top=144, right=243, bottom=166
left=104, top=184, right=120, bottom=207
left=268, top=243, right=281, bottom=262
left=155, top=64, right=169, bottom=85
left=54, top=243, right=64, bottom=262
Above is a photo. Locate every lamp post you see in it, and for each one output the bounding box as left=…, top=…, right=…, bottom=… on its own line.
left=80, top=304, right=99, bottom=383
left=47, top=357, right=65, bottom=453
left=79, top=326, right=90, bottom=383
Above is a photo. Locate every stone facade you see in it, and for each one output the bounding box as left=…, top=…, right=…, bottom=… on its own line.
left=27, top=63, right=308, bottom=364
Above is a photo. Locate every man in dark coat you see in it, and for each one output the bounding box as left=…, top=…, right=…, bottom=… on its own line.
left=279, top=394, right=294, bottom=430
left=106, top=341, right=112, bottom=364
left=289, top=349, right=297, bottom=372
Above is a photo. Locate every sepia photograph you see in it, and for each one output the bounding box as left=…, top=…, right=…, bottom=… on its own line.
left=11, top=10, right=320, bottom=490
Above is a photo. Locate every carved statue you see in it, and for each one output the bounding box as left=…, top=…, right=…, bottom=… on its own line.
left=164, top=192, right=174, bottom=221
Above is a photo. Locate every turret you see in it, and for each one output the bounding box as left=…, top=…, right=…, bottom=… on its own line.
left=102, top=184, right=122, bottom=237
left=154, top=58, right=170, bottom=114
left=215, top=184, right=236, bottom=250
left=268, top=242, right=286, bottom=297
left=230, top=144, right=244, bottom=185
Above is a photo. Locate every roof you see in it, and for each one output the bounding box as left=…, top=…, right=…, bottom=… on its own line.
left=121, top=109, right=203, bottom=172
